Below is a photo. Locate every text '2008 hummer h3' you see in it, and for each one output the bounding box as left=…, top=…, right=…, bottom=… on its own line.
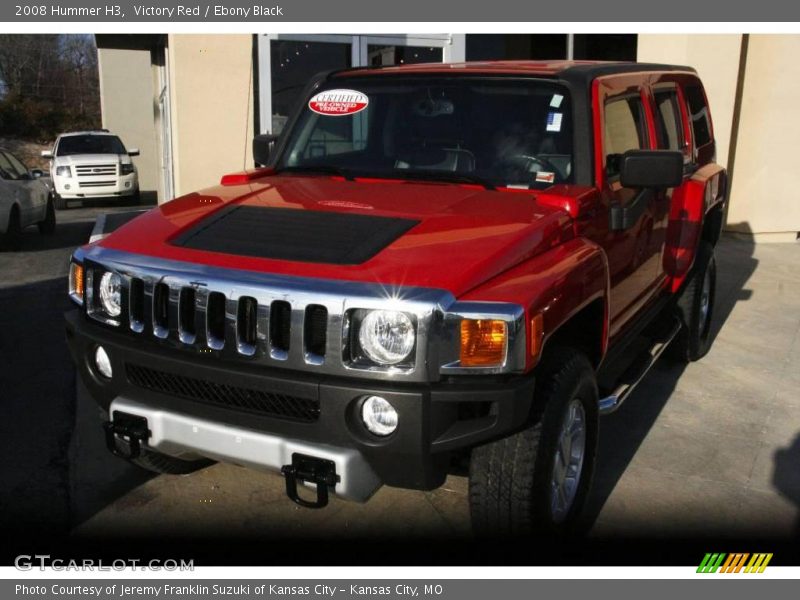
left=66, top=61, right=726, bottom=534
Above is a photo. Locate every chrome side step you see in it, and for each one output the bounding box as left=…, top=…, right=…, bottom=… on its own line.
left=598, top=319, right=682, bottom=415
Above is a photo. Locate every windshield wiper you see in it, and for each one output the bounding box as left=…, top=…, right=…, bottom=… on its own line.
left=393, top=170, right=495, bottom=191
left=276, top=165, right=355, bottom=181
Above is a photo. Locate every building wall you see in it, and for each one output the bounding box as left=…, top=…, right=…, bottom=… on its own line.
left=167, top=34, right=255, bottom=197
left=639, top=34, right=800, bottom=240
left=724, top=35, right=800, bottom=240
left=97, top=45, right=160, bottom=199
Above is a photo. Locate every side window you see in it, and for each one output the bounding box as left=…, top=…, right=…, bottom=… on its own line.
left=653, top=90, right=685, bottom=152
left=0, top=153, right=19, bottom=180
left=684, top=84, right=712, bottom=148
left=604, top=95, right=647, bottom=178
left=4, top=152, right=29, bottom=178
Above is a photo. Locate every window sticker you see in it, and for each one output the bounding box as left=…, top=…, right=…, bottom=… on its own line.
left=535, top=171, right=555, bottom=184
left=550, top=94, right=564, bottom=108
left=546, top=112, right=563, bottom=132
left=308, top=89, right=369, bottom=116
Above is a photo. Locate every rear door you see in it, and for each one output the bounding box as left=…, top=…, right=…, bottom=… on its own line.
left=2, top=151, right=43, bottom=227
left=647, top=82, right=691, bottom=286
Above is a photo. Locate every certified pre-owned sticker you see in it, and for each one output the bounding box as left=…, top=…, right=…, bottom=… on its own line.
left=309, top=89, right=369, bottom=116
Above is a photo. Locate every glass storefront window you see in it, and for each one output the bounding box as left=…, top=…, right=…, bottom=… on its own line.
left=367, top=45, right=443, bottom=67
left=270, top=40, right=352, bottom=134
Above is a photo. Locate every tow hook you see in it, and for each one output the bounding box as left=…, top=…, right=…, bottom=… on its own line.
left=103, top=411, right=151, bottom=460
left=281, top=453, right=340, bottom=509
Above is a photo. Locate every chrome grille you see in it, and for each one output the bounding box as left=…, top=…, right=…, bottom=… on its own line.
left=79, top=246, right=455, bottom=382
left=122, top=271, right=329, bottom=364
left=75, top=164, right=117, bottom=176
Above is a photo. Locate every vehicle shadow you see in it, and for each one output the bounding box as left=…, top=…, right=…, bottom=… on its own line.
left=773, top=433, right=800, bottom=535
left=582, top=224, right=759, bottom=532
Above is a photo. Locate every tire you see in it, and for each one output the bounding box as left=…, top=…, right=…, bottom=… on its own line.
left=469, top=347, right=599, bottom=537
left=38, top=197, right=56, bottom=235
left=1, top=206, right=23, bottom=250
left=112, top=437, right=213, bottom=475
left=54, top=193, right=67, bottom=210
left=671, top=241, right=716, bottom=362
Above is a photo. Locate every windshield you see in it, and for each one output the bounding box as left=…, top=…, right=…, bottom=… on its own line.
left=278, top=77, right=573, bottom=189
left=56, top=135, right=126, bottom=156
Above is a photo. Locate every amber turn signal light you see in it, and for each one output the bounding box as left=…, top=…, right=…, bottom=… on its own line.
left=69, top=262, right=84, bottom=303
left=460, top=319, right=507, bottom=367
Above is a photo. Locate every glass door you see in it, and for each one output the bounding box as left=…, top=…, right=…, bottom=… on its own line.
left=258, top=35, right=463, bottom=134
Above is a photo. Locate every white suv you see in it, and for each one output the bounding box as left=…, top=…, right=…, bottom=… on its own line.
left=43, top=131, right=139, bottom=209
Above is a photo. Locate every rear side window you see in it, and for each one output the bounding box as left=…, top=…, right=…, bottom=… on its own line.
left=654, top=90, right=684, bottom=152
left=604, top=96, right=647, bottom=177
left=684, top=84, right=712, bottom=148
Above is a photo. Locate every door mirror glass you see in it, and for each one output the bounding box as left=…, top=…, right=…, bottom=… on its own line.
left=619, top=150, right=683, bottom=188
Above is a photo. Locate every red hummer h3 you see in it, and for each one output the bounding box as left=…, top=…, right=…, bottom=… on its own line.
left=66, top=61, right=726, bottom=535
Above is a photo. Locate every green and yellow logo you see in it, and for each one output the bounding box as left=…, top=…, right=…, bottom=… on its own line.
left=697, top=553, right=773, bottom=573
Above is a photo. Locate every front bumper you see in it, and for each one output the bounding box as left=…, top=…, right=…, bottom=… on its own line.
left=55, top=174, right=137, bottom=199
left=66, top=310, right=535, bottom=501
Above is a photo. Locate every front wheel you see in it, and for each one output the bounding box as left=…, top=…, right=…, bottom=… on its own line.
left=53, top=193, right=67, bottom=210
left=38, top=197, right=56, bottom=235
left=469, top=348, right=599, bottom=537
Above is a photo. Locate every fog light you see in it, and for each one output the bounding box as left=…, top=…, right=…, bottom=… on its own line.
left=64, top=183, right=71, bottom=190
left=361, top=396, right=398, bottom=436
left=124, top=181, right=131, bottom=188
left=94, top=345, right=113, bottom=379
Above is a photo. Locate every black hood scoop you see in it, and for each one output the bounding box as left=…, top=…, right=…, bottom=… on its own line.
left=171, top=205, right=419, bottom=265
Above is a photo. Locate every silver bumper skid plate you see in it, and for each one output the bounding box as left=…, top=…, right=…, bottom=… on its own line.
left=106, top=397, right=382, bottom=505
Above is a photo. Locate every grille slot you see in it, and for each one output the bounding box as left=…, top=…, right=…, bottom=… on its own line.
left=179, top=287, right=196, bottom=343
left=128, top=277, right=145, bottom=332
left=79, top=180, right=116, bottom=188
left=236, top=296, right=258, bottom=355
left=304, top=305, right=328, bottom=360
left=152, top=283, right=170, bottom=338
left=269, top=300, right=291, bottom=358
left=206, top=292, right=226, bottom=350
left=126, top=363, right=320, bottom=423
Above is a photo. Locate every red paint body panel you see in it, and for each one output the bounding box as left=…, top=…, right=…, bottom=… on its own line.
left=99, top=175, right=573, bottom=298
left=460, top=237, right=609, bottom=370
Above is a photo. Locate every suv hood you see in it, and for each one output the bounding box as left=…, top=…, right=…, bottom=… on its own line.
left=54, top=153, right=132, bottom=167
left=97, top=174, right=573, bottom=297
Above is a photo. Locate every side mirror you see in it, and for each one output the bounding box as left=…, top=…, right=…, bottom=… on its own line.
left=30, top=169, right=44, bottom=179
left=619, top=150, right=683, bottom=188
left=41, top=150, right=54, bottom=159
left=127, top=148, right=140, bottom=157
left=253, top=134, right=280, bottom=167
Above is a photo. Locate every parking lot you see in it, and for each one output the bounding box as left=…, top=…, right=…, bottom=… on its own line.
left=1, top=200, right=798, bottom=563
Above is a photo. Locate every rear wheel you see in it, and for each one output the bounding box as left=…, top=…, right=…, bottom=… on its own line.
left=38, top=197, right=56, bottom=235
left=469, top=348, right=599, bottom=537
left=1, top=206, right=23, bottom=250
left=672, top=241, right=716, bottom=362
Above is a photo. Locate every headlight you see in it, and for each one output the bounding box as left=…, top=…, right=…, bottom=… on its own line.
left=357, top=310, right=415, bottom=365
left=120, top=163, right=134, bottom=176
left=99, top=272, right=122, bottom=317
left=56, top=166, right=71, bottom=178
